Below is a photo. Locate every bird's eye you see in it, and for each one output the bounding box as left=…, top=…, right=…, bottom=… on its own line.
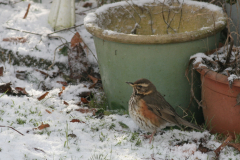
left=137, top=85, right=142, bottom=89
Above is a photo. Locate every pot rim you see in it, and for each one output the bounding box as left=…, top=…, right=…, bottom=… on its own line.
left=84, top=0, right=227, bottom=44
left=194, top=63, right=240, bottom=87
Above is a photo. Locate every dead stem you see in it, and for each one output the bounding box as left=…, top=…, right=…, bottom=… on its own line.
left=0, top=125, right=24, bottom=136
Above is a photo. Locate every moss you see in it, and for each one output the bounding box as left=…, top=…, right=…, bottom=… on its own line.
left=0, top=47, right=68, bottom=71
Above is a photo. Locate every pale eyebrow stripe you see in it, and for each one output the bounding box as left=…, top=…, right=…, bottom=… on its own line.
left=137, top=83, right=149, bottom=87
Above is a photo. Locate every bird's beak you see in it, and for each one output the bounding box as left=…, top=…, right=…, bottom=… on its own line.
left=126, top=82, right=134, bottom=86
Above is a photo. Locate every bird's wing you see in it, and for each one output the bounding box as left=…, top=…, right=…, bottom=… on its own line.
left=142, top=92, right=181, bottom=127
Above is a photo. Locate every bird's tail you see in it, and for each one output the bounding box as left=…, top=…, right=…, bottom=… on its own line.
left=176, top=116, right=202, bottom=131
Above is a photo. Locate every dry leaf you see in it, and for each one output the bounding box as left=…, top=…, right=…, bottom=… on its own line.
left=70, top=119, right=80, bottom=123
left=75, top=108, right=96, bottom=115
left=56, top=81, right=68, bottom=86
left=88, top=75, right=98, bottom=84
left=83, top=2, right=92, bottom=8
left=35, top=69, right=50, bottom=77
left=58, top=86, right=65, bottom=97
left=0, top=82, right=12, bottom=94
left=78, top=91, right=91, bottom=97
left=3, top=37, right=27, bottom=43
left=15, top=87, right=28, bottom=95
left=23, top=3, right=31, bottom=19
left=64, top=101, right=69, bottom=106
left=58, top=91, right=63, bottom=97
left=0, top=66, right=3, bottom=77
left=37, top=123, right=50, bottom=130
left=71, top=32, right=83, bottom=48
left=37, top=92, right=49, bottom=101
left=70, top=32, right=88, bottom=50
left=70, top=119, right=85, bottom=123
left=45, top=109, right=52, bottom=114
left=69, top=32, right=89, bottom=80
left=197, top=144, right=211, bottom=153
left=16, top=71, right=27, bottom=80
left=81, top=97, right=89, bottom=104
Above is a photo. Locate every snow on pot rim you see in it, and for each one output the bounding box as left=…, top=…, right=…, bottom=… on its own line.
left=84, top=0, right=227, bottom=44
left=193, top=56, right=240, bottom=87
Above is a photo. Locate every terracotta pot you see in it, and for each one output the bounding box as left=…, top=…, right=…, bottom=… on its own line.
left=196, top=64, right=240, bottom=135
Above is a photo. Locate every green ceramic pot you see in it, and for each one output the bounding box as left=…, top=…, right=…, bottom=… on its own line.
left=84, top=0, right=227, bottom=119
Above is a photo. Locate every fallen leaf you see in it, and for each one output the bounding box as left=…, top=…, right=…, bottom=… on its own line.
left=68, top=134, right=77, bottom=138
left=58, top=86, right=65, bottom=97
left=75, top=108, right=96, bottom=115
left=33, top=148, right=46, bottom=153
left=37, top=92, right=49, bottom=101
left=37, top=123, right=50, bottom=130
left=71, top=32, right=83, bottom=48
left=58, top=91, right=63, bottom=97
left=75, top=102, right=82, bottom=106
left=69, top=33, right=89, bottom=79
left=16, top=71, right=27, bottom=80
left=3, top=37, right=27, bottom=43
left=56, top=81, right=68, bottom=86
left=81, top=97, right=89, bottom=104
left=0, top=82, right=12, bottom=94
left=35, top=69, right=50, bottom=77
left=78, top=91, right=91, bottom=97
left=70, top=119, right=85, bottom=123
left=70, top=119, right=80, bottom=123
left=64, top=101, right=69, bottom=106
left=0, top=66, right=3, bottom=77
left=198, top=143, right=212, bottom=153
left=15, top=87, right=28, bottom=95
left=45, top=109, right=52, bottom=114
left=88, top=75, right=98, bottom=84
left=83, top=2, right=92, bottom=8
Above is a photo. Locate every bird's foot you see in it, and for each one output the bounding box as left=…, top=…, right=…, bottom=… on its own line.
left=142, top=131, right=156, bottom=144
left=143, top=134, right=152, bottom=139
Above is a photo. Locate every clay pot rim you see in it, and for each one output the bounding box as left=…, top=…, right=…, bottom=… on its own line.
left=84, top=1, right=227, bottom=44
left=194, top=63, right=240, bottom=87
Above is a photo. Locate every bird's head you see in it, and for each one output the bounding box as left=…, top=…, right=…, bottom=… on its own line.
left=126, top=78, right=157, bottom=96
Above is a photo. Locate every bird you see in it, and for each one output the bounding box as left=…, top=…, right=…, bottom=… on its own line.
left=126, top=78, right=201, bottom=144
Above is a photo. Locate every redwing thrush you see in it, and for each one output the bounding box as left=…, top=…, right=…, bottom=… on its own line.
left=126, top=78, right=201, bottom=143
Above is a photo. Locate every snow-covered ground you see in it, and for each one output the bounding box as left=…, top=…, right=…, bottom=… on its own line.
left=0, top=0, right=239, bottom=159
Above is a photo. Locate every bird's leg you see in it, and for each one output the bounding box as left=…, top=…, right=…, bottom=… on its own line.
left=143, top=130, right=156, bottom=144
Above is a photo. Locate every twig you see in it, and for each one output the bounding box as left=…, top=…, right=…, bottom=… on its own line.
left=47, top=24, right=84, bottom=36
left=0, top=125, right=24, bottom=136
left=225, top=37, right=234, bottom=67
left=214, top=135, right=234, bottom=158
left=23, top=3, right=31, bottom=19
left=191, top=68, right=203, bottom=108
left=48, top=43, right=69, bottom=70
left=34, top=147, right=46, bottom=154
left=5, top=27, right=42, bottom=36
left=125, top=0, right=142, bottom=23
left=5, top=24, right=84, bottom=37
left=161, top=2, right=176, bottom=33
left=76, top=6, right=99, bottom=14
